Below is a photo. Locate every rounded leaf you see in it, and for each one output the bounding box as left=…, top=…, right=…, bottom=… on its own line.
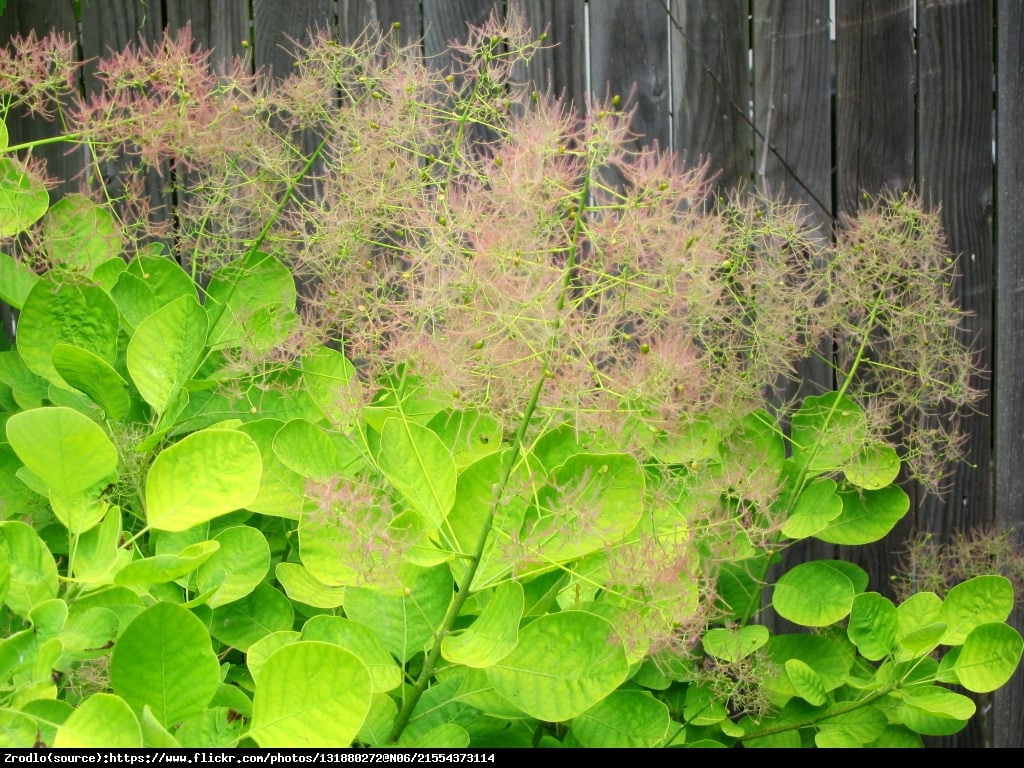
left=573, top=690, right=671, bottom=747
left=442, top=580, right=524, bottom=668
left=0, top=157, right=49, bottom=237
left=145, top=429, right=262, bottom=531
left=939, top=575, right=1015, bottom=645
left=772, top=560, right=863, bottom=627
left=0, top=520, right=60, bottom=617
left=848, top=592, right=898, bottom=661
left=210, top=580, right=294, bottom=651
left=249, top=641, right=372, bottom=747
left=6, top=405, right=118, bottom=510
left=702, top=625, right=770, bottom=662
left=127, top=294, right=208, bottom=414
left=195, top=525, right=271, bottom=608
left=53, top=694, right=141, bottom=748
left=486, top=611, right=629, bottom=722
left=42, top=193, right=122, bottom=273
left=110, top=602, right=221, bottom=727
left=952, top=622, right=1024, bottom=693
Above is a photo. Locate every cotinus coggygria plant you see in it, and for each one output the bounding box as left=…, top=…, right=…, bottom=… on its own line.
left=0, top=11, right=1019, bottom=748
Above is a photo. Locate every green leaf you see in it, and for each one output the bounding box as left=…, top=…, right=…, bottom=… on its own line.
left=110, top=602, right=221, bottom=727
left=0, top=252, right=40, bottom=309
left=649, top=413, right=721, bottom=464
left=486, top=611, right=629, bottom=722
left=772, top=560, right=864, bottom=627
left=813, top=486, right=909, bottom=545
left=42, top=193, right=121, bottom=273
left=702, top=625, right=770, bottom=663
left=815, top=706, right=888, bottom=747
left=51, top=343, right=132, bottom=419
left=939, top=575, right=1015, bottom=645
left=718, top=410, right=785, bottom=492
left=5, top=406, right=118, bottom=531
left=273, top=418, right=340, bottom=480
left=53, top=694, right=142, bottom=748
left=111, top=255, right=197, bottom=331
left=427, top=408, right=503, bottom=469
left=844, top=442, right=901, bottom=489
left=246, top=631, right=301, bottom=683
left=762, top=633, right=855, bottom=698
left=71, top=505, right=124, bottom=583
left=301, top=615, right=403, bottom=693
left=205, top=250, right=297, bottom=353
left=572, top=690, right=671, bottom=748
left=519, top=453, right=645, bottom=569
left=248, top=641, right=372, bottom=748
left=301, top=346, right=361, bottom=429
left=899, top=685, right=976, bottom=719
left=236, top=419, right=307, bottom=520
left=952, top=622, right=1024, bottom=693
left=785, top=658, right=827, bottom=706
left=145, top=428, right=262, bottom=532
left=790, top=392, right=867, bottom=472
left=195, top=525, right=271, bottom=608
left=344, top=566, right=453, bottom=662
left=114, top=540, right=220, bottom=586
left=0, top=157, right=49, bottom=237
left=209, top=580, right=295, bottom=651
left=442, top=580, right=524, bottom=667
left=848, top=592, right=898, bottom=661
left=274, top=562, right=346, bottom=609
left=896, top=591, right=943, bottom=640
left=0, top=521, right=60, bottom=617
left=378, top=416, right=457, bottom=537
left=127, top=294, right=208, bottom=415
left=781, top=478, right=843, bottom=539
left=16, top=280, right=119, bottom=388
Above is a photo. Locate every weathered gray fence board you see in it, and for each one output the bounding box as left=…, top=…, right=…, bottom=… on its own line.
left=164, top=0, right=248, bottom=75
left=834, top=0, right=916, bottom=211
left=752, top=0, right=831, bottom=218
left=512, top=0, right=587, bottom=107
left=994, top=0, right=1024, bottom=749
left=916, top=0, right=994, bottom=536
left=588, top=0, right=671, bottom=151
left=667, top=0, right=751, bottom=188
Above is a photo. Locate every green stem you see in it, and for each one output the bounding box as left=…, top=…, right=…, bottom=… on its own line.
left=736, top=686, right=895, bottom=743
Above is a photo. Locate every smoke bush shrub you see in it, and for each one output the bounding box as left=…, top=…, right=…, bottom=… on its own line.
left=0, top=11, right=1019, bottom=748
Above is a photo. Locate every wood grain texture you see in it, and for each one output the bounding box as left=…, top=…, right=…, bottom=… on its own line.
left=589, top=0, right=670, bottom=151
left=993, top=0, right=1023, bottom=748
left=666, top=0, right=751, bottom=189
left=834, top=0, right=915, bottom=211
left=511, top=0, right=587, bottom=110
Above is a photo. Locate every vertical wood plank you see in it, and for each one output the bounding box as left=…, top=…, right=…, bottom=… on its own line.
left=164, top=0, right=249, bottom=74
left=422, top=0, right=501, bottom=59
left=510, top=0, right=587, bottom=109
left=916, top=0, right=994, bottom=534
left=918, top=0, right=995, bottom=747
left=752, top=0, right=832, bottom=219
left=252, top=0, right=335, bottom=76
left=834, top=0, right=915, bottom=211
left=337, top=0, right=422, bottom=46
left=589, top=0, right=670, bottom=151
left=667, top=0, right=751, bottom=188
left=993, top=0, right=1023, bottom=749
left=832, top=0, right=917, bottom=614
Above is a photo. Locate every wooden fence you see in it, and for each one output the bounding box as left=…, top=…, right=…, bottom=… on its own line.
left=1, top=0, right=1021, bottom=747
